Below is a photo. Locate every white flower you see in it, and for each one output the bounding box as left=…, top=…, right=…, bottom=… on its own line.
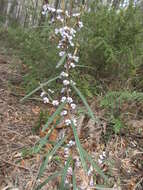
left=40, top=91, right=46, bottom=97
left=71, top=103, right=76, bottom=109
left=63, top=80, right=70, bottom=86
left=65, top=119, right=71, bottom=126
left=99, top=155, right=104, bottom=160
left=55, top=28, right=59, bottom=34
left=73, top=13, right=80, bottom=17
left=67, top=167, right=72, bottom=175
left=98, top=158, right=103, bottom=165
left=73, top=56, right=79, bottom=62
left=70, top=62, right=75, bottom=68
left=103, top=151, right=106, bottom=157
left=52, top=100, right=59, bottom=106
left=64, top=147, right=69, bottom=155
left=60, top=72, right=68, bottom=78
left=61, top=96, right=67, bottom=102
left=43, top=97, right=49, bottom=104
left=61, top=110, right=68, bottom=116
left=72, top=118, right=77, bottom=126
left=42, top=11, right=46, bottom=15
left=59, top=51, right=65, bottom=57
left=65, top=10, right=70, bottom=17
left=61, top=88, right=66, bottom=93
left=67, top=97, right=73, bottom=103
left=78, top=21, right=83, bottom=28
left=57, top=9, right=63, bottom=13
left=68, top=140, right=75, bottom=147
left=43, top=4, right=48, bottom=11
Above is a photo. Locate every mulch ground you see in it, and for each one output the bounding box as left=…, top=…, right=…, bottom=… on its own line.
left=0, top=51, right=143, bottom=190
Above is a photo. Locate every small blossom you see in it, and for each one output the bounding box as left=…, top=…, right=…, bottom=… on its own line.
left=72, top=118, right=77, bottom=126
left=42, top=11, right=46, bottom=15
left=61, top=110, right=68, bottom=116
left=68, top=140, right=75, bottom=147
left=70, top=62, right=75, bottom=68
left=78, top=21, right=83, bottom=28
left=73, top=13, right=80, bottom=17
left=43, top=97, right=49, bottom=104
left=67, top=97, right=73, bottom=104
left=63, top=80, right=70, bottom=86
left=67, top=167, right=72, bottom=175
left=55, top=28, right=59, bottom=34
left=61, top=88, right=66, bottom=93
left=61, top=96, right=67, bottom=102
left=71, top=103, right=76, bottom=109
left=57, top=9, right=63, bottom=13
left=60, top=72, right=68, bottom=78
left=59, top=51, right=65, bottom=57
left=73, top=56, right=79, bottom=62
left=52, top=100, right=59, bottom=106
left=65, top=119, right=71, bottom=126
left=40, top=91, right=46, bottom=97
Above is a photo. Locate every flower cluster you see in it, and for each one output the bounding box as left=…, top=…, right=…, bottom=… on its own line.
left=41, top=3, right=83, bottom=128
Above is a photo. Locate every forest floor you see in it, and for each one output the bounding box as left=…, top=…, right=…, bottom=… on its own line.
left=0, top=47, right=143, bottom=190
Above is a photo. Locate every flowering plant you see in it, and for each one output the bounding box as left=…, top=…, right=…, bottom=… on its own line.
left=21, top=2, right=108, bottom=189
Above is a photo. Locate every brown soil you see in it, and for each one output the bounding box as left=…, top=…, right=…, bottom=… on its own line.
left=0, top=52, right=143, bottom=190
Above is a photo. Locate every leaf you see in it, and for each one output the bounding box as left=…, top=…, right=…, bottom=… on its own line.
left=71, top=122, right=88, bottom=172
left=71, top=84, right=95, bottom=121
left=42, top=102, right=65, bottom=132
left=20, top=75, right=60, bottom=102
left=82, top=148, right=108, bottom=182
left=35, top=171, right=61, bottom=190
left=72, top=170, right=77, bottom=190
left=60, top=156, right=72, bottom=190
left=56, top=54, right=67, bottom=68
left=37, top=137, right=66, bottom=178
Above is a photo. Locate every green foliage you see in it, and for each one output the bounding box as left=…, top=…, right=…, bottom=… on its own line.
left=101, top=90, right=143, bottom=109
left=80, top=3, right=143, bottom=84
left=111, top=117, right=124, bottom=134
left=0, top=27, right=59, bottom=93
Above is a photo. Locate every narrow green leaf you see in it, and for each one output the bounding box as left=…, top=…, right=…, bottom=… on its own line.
left=38, top=137, right=65, bottom=178
left=42, top=102, right=65, bottom=132
left=71, top=122, right=88, bottom=172
left=56, top=54, right=67, bottom=68
left=20, top=76, right=60, bottom=102
left=82, top=148, right=108, bottom=182
left=35, top=171, right=61, bottom=190
left=60, top=156, right=72, bottom=190
left=71, top=84, right=95, bottom=121
left=72, top=171, right=77, bottom=190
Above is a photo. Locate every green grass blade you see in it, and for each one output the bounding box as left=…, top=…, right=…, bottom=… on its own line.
left=76, top=64, right=96, bottom=71
left=37, top=137, right=66, bottom=178
left=71, top=84, right=95, bottom=121
left=42, top=102, right=65, bottom=132
left=60, top=156, right=72, bottom=190
left=35, top=171, right=61, bottom=190
left=20, top=75, right=60, bottom=102
left=56, top=54, right=67, bottom=68
left=71, top=122, right=88, bottom=172
left=72, top=170, right=77, bottom=190
left=82, top=148, right=108, bottom=182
